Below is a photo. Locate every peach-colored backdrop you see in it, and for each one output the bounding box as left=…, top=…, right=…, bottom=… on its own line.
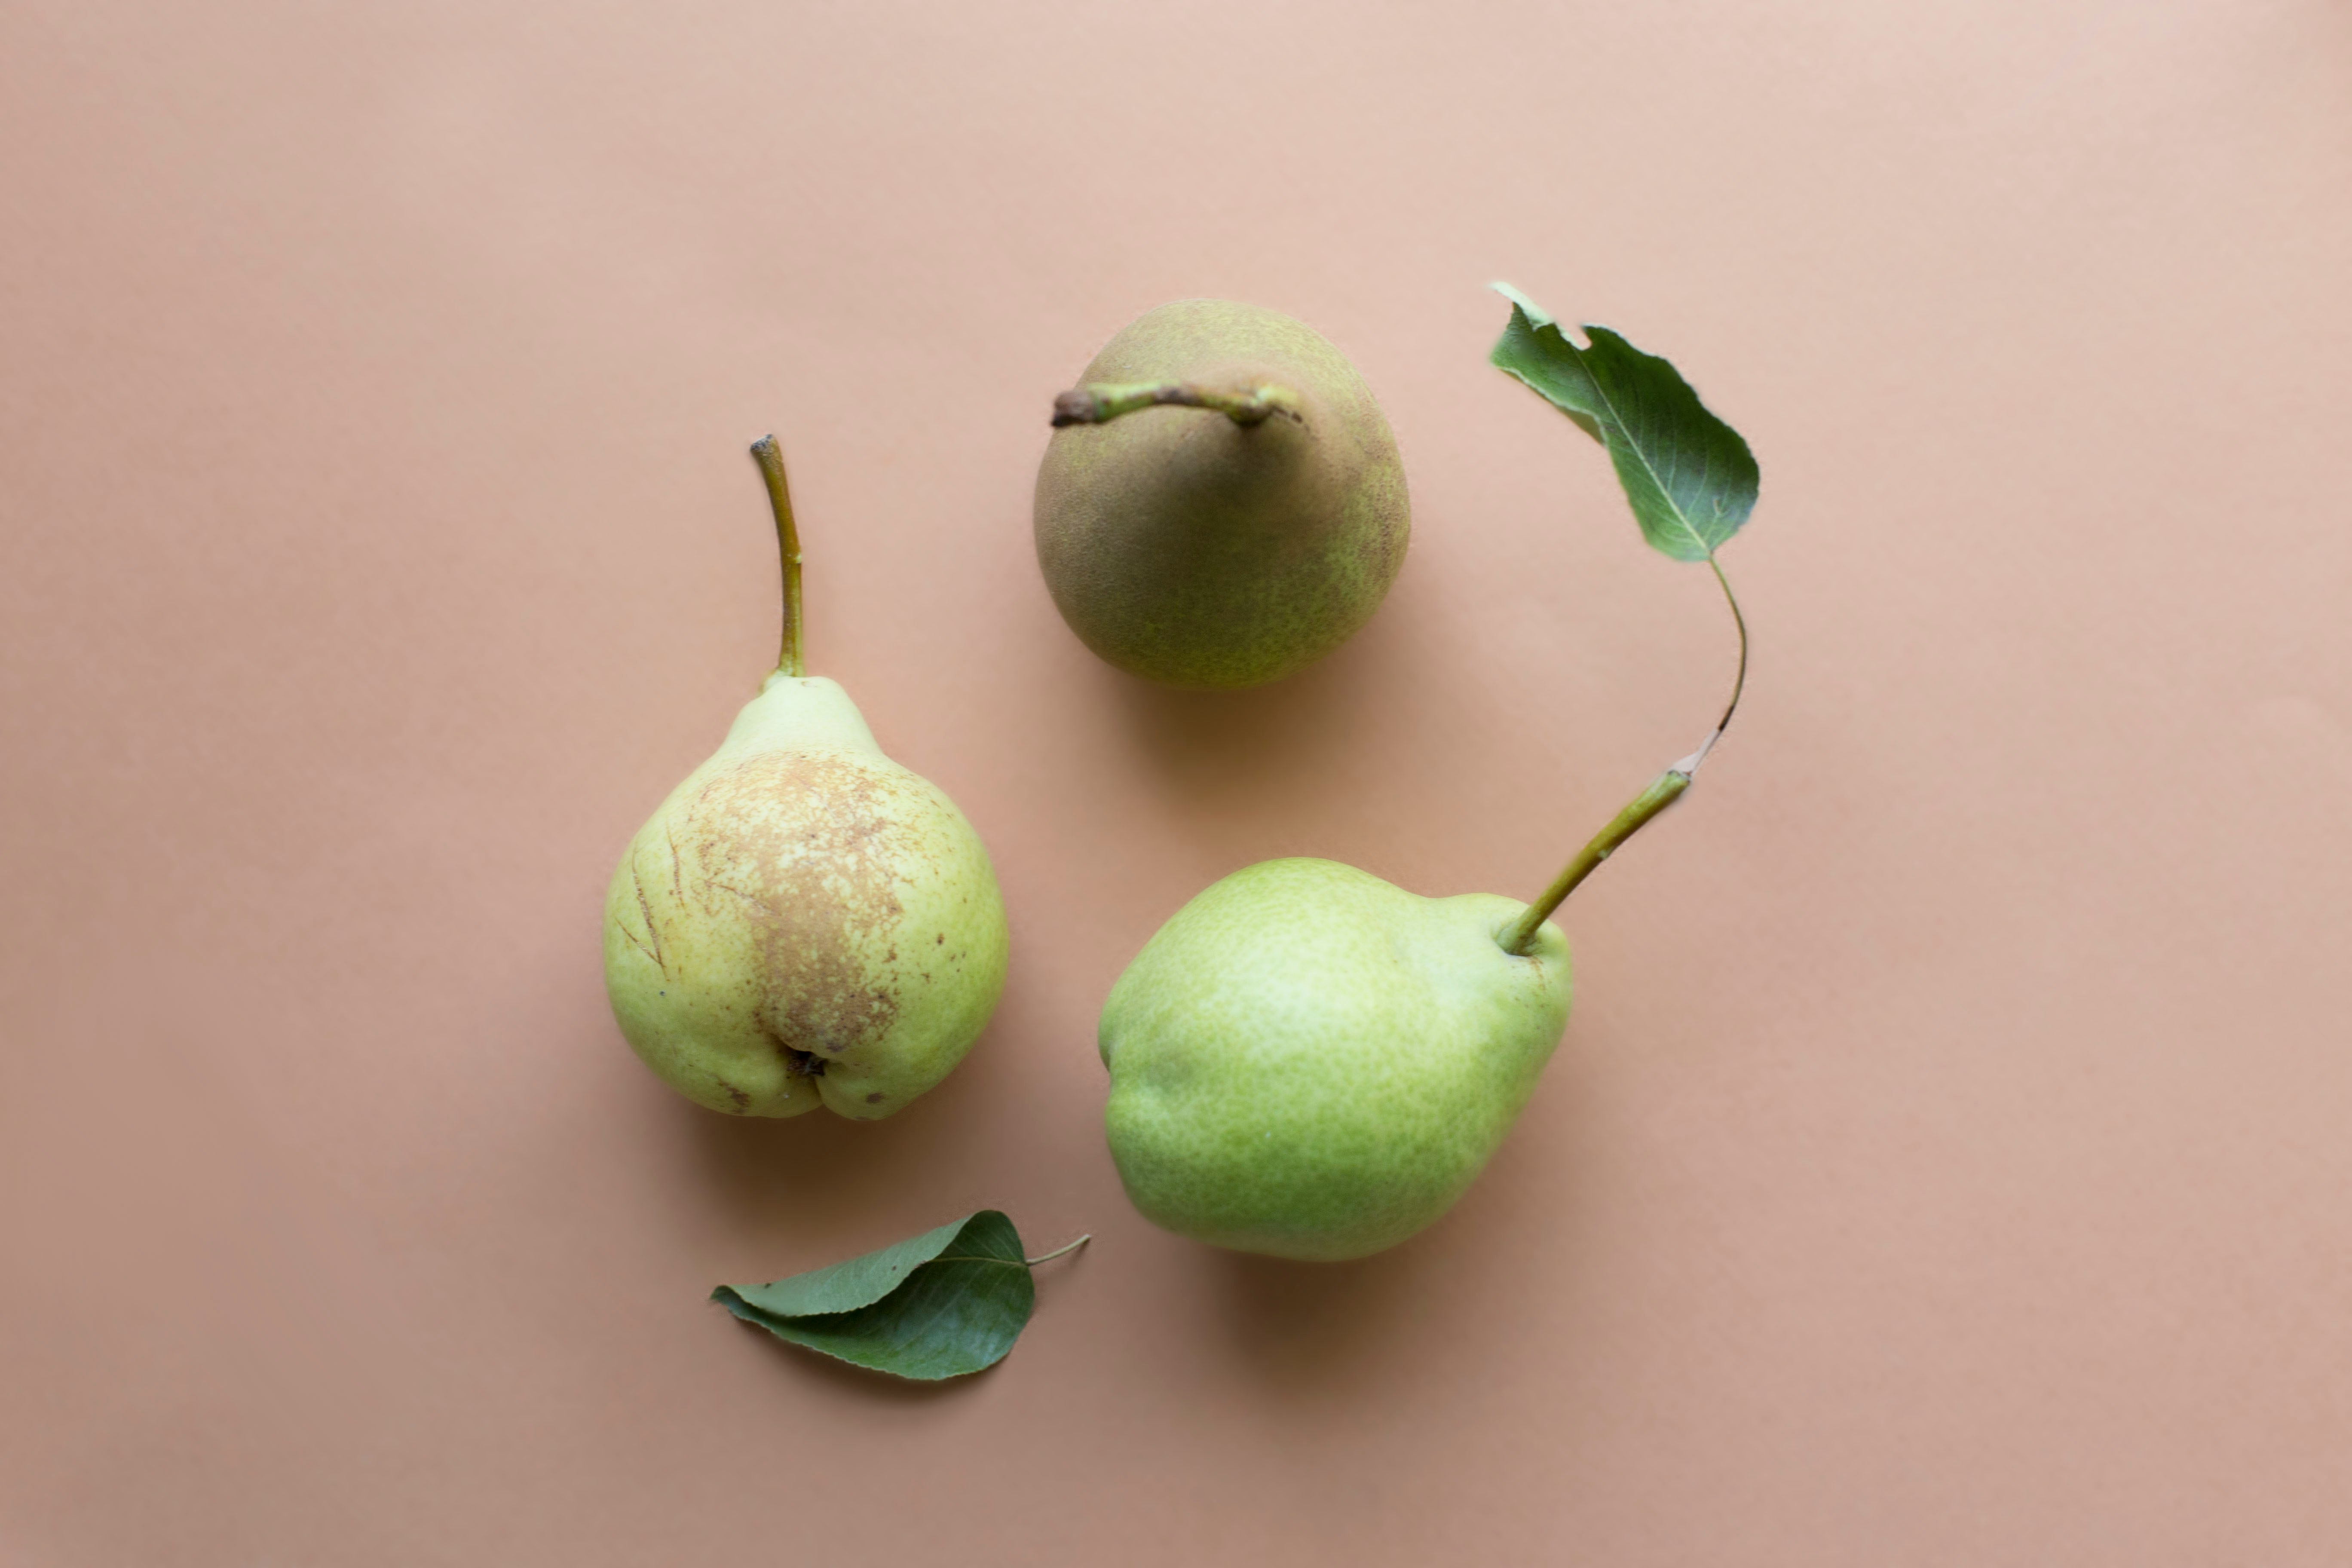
left=6, top=1, right=2350, bottom=1562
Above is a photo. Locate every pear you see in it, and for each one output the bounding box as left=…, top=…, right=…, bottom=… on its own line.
left=602, top=438, right=1008, bottom=1119
left=1100, top=859, right=1571, bottom=1261
left=1033, top=300, right=1409, bottom=689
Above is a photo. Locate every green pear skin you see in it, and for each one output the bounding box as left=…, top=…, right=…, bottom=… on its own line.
left=1100, top=858, right=1571, bottom=1261
left=1034, top=300, right=1410, bottom=689
left=603, top=674, right=1008, bottom=1119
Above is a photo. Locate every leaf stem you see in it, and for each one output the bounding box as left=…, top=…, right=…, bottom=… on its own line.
left=1705, top=553, right=1748, bottom=747
left=1024, top=1234, right=1091, bottom=1267
left=1050, top=381, right=1301, bottom=429
left=750, top=435, right=805, bottom=678
left=1497, top=553, right=1749, bottom=956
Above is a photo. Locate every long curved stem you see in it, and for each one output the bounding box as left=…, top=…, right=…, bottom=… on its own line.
left=1050, top=381, right=1302, bottom=429
left=749, top=436, right=804, bottom=677
left=1697, top=553, right=1748, bottom=760
left=1024, top=1234, right=1091, bottom=1267
left=1498, top=553, right=1750, bottom=956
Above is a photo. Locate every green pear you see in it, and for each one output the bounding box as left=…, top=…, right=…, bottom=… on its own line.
left=1100, top=858, right=1571, bottom=1262
left=1033, top=300, right=1409, bottom=689
left=602, top=439, right=1008, bottom=1119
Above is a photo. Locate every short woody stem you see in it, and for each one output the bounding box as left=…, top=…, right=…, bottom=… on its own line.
left=1050, top=381, right=1302, bottom=429
left=749, top=435, right=805, bottom=678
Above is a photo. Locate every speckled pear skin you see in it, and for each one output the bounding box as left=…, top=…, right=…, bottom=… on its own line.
left=602, top=675, right=1008, bottom=1120
left=1100, top=858, right=1572, bottom=1261
left=1034, top=300, right=1410, bottom=689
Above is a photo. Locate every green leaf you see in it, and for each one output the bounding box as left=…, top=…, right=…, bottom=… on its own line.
left=1489, top=282, right=1758, bottom=563
left=712, top=1211, right=1041, bottom=1381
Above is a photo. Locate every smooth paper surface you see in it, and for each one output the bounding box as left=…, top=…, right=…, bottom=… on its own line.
left=3, top=3, right=2349, bottom=1564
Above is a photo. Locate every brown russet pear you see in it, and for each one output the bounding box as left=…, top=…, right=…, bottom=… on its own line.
left=601, top=438, right=1009, bottom=1119
left=1034, top=300, right=1410, bottom=689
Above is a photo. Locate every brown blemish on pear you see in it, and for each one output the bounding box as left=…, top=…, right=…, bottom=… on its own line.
left=678, top=751, right=909, bottom=1064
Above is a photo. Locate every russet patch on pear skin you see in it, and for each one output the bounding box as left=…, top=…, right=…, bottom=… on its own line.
left=680, top=752, right=908, bottom=1063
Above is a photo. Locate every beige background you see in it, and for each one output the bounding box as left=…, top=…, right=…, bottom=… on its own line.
left=5, top=1, right=2350, bottom=1562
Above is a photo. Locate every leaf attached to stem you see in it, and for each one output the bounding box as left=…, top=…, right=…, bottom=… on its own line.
left=1489, top=283, right=1758, bottom=563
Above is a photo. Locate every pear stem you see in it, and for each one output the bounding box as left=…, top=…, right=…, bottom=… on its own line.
left=1050, top=381, right=1302, bottom=429
left=1024, top=1234, right=1091, bottom=1267
left=1498, top=770, right=1690, bottom=955
left=1497, top=553, right=1749, bottom=956
left=750, top=435, right=805, bottom=678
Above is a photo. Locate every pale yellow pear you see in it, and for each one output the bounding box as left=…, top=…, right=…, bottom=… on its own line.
left=600, top=439, right=1008, bottom=1118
